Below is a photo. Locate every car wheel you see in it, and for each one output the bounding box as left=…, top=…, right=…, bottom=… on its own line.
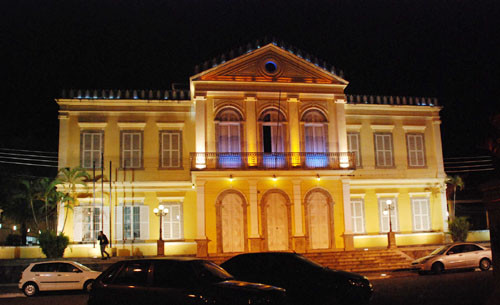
left=83, top=280, right=94, bottom=293
left=479, top=258, right=491, bottom=271
left=431, top=262, right=444, bottom=274
left=23, top=282, right=38, bottom=297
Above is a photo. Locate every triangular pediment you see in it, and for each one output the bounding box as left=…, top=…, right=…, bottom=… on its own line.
left=192, top=44, right=347, bottom=85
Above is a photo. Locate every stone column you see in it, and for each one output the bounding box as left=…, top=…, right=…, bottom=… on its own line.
left=288, top=98, right=301, bottom=166
left=245, top=97, right=258, bottom=167
left=440, top=183, right=449, bottom=238
left=328, top=100, right=338, bottom=153
left=206, top=97, right=216, bottom=153
left=335, top=99, right=348, bottom=153
left=292, top=180, right=306, bottom=252
left=58, top=114, right=69, bottom=168
left=195, top=180, right=208, bottom=257
left=248, top=180, right=261, bottom=252
left=195, top=96, right=207, bottom=168
left=342, top=179, right=354, bottom=250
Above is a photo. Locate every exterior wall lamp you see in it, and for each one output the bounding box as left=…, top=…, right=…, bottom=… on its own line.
left=153, top=205, right=169, bottom=256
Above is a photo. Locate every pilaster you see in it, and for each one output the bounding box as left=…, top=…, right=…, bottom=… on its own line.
left=342, top=179, right=354, bottom=250
left=195, top=96, right=207, bottom=168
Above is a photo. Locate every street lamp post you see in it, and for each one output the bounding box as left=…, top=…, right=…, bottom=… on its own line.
left=384, top=200, right=396, bottom=249
left=153, top=205, right=168, bottom=256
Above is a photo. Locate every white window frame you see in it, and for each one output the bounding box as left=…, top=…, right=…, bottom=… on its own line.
left=378, top=197, right=399, bottom=232
left=347, top=132, right=362, bottom=167
left=73, top=205, right=109, bottom=243
left=121, top=131, right=143, bottom=168
left=407, top=133, right=426, bottom=167
left=304, top=123, right=327, bottom=153
left=161, top=202, right=183, bottom=240
left=374, top=133, right=394, bottom=167
left=81, top=131, right=103, bottom=169
left=115, top=204, right=149, bottom=241
left=218, top=122, right=241, bottom=153
left=161, top=131, right=182, bottom=168
left=412, top=197, right=431, bottom=231
left=351, top=198, right=365, bottom=233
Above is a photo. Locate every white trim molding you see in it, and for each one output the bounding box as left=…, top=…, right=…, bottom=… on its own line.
left=409, top=192, right=431, bottom=197
left=156, top=122, right=185, bottom=129
left=370, top=124, right=395, bottom=132
left=402, top=125, right=426, bottom=132
left=350, top=193, right=366, bottom=198
left=346, top=124, right=362, bottom=132
left=117, top=122, right=146, bottom=129
left=158, top=196, right=185, bottom=202
left=78, top=122, right=107, bottom=129
left=376, top=193, right=399, bottom=198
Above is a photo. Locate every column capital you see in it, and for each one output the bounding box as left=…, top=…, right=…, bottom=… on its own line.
left=194, top=95, right=207, bottom=101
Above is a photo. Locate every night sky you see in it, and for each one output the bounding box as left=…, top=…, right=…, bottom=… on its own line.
left=2, top=0, right=499, bottom=177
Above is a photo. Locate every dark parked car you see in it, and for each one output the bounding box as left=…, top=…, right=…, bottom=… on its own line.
left=221, top=252, right=373, bottom=305
left=88, top=257, right=286, bottom=305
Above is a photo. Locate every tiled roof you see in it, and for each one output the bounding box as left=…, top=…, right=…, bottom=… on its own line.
left=193, top=38, right=345, bottom=79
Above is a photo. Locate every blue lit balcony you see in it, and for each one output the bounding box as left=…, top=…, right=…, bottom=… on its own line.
left=190, top=152, right=355, bottom=170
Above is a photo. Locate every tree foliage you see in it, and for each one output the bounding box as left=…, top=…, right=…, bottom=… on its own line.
left=448, top=216, right=471, bottom=242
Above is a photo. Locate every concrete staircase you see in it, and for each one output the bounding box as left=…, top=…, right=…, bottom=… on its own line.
left=204, top=248, right=414, bottom=273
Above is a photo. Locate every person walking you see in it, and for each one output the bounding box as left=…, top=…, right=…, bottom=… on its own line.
left=97, top=231, right=110, bottom=260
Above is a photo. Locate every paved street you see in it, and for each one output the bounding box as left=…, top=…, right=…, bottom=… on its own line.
left=0, top=270, right=496, bottom=305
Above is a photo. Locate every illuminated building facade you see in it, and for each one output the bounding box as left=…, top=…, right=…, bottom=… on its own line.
left=54, top=43, right=482, bottom=258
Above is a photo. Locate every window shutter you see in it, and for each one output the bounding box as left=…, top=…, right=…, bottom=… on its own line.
left=102, top=206, right=110, bottom=238
left=115, top=205, right=123, bottom=241
left=171, top=205, right=181, bottom=239
left=139, top=205, right=149, bottom=240
left=416, top=135, right=425, bottom=166
left=73, top=207, right=83, bottom=242
left=171, top=133, right=180, bottom=166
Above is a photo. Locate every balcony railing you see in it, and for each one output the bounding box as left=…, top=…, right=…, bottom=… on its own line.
left=190, top=152, right=356, bottom=170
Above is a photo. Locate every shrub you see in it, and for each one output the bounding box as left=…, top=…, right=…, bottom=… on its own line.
left=39, top=231, right=69, bottom=258
left=448, top=217, right=471, bottom=242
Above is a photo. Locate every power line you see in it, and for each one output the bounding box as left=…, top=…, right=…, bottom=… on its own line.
left=0, top=156, right=58, bottom=164
left=0, top=147, right=58, bottom=155
left=0, top=160, right=59, bottom=168
left=0, top=151, right=58, bottom=160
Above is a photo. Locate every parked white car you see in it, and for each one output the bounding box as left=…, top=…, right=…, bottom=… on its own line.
left=412, top=242, right=492, bottom=274
left=19, top=261, right=101, bottom=296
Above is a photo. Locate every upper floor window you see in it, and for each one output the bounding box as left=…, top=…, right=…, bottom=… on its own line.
left=259, top=109, right=286, bottom=153
left=121, top=131, right=143, bottom=168
left=216, top=108, right=242, bottom=153
left=81, top=131, right=103, bottom=169
left=302, top=110, right=328, bottom=153
left=347, top=132, right=362, bottom=167
left=374, top=133, right=394, bottom=167
left=161, top=131, right=182, bottom=168
left=407, top=133, right=426, bottom=167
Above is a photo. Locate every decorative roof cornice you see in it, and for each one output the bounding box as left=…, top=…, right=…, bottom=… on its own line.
left=59, top=88, right=190, bottom=100
left=346, top=94, right=438, bottom=107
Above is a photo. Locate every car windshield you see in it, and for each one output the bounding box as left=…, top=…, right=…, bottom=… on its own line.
left=72, top=262, right=92, bottom=271
left=430, top=245, right=449, bottom=256
left=197, top=261, right=234, bottom=282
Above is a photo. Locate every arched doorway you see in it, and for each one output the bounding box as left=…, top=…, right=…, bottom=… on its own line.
left=261, top=190, right=292, bottom=251
left=304, top=188, right=334, bottom=250
left=216, top=190, right=248, bottom=253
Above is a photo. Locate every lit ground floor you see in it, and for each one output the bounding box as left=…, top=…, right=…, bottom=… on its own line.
left=1, top=173, right=491, bottom=259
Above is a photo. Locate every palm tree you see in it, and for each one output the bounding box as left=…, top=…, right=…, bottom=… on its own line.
left=445, top=175, right=465, bottom=221
left=56, top=167, right=90, bottom=233
left=18, top=179, right=43, bottom=230
left=38, top=177, right=61, bottom=231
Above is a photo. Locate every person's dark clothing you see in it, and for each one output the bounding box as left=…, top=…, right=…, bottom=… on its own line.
left=98, top=233, right=110, bottom=259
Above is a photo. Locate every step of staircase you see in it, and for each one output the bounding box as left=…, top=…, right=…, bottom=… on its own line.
left=204, top=248, right=414, bottom=273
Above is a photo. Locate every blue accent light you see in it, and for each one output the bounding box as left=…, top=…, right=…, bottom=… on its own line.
left=265, top=61, right=278, bottom=74
left=218, top=154, right=243, bottom=168
left=262, top=153, right=286, bottom=168
left=305, top=153, right=329, bottom=168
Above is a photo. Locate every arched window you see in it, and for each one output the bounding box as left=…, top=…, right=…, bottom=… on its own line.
left=216, top=108, right=242, bottom=153
left=259, top=109, right=287, bottom=168
left=302, top=110, right=328, bottom=168
left=216, top=108, right=243, bottom=168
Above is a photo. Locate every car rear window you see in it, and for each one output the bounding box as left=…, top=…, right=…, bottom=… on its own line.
left=113, top=262, right=150, bottom=286
left=31, top=263, right=58, bottom=272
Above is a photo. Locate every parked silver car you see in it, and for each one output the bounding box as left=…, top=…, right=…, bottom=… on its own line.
left=412, top=242, right=492, bottom=274
left=19, top=261, right=101, bottom=296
